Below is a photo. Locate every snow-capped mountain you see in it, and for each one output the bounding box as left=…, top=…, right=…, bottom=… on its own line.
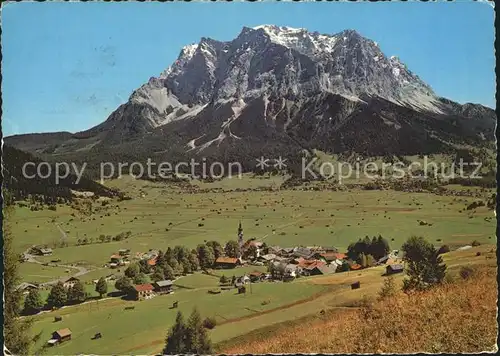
left=6, top=25, right=496, bottom=175
left=128, top=25, right=442, bottom=122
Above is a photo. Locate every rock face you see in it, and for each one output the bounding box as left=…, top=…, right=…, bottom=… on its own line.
left=5, top=25, right=496, bottom=174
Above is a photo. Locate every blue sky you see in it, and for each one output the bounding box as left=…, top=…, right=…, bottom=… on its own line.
left=2, top=1, right=495, bottom=136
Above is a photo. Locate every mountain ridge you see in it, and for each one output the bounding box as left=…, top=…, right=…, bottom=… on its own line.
left=4, top=25, right=496, bottom=176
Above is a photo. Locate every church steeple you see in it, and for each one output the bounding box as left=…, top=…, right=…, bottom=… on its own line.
left=238, top=221, right=243, bottom=250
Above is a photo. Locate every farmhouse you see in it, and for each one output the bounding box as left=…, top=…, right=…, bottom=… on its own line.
left=110, top=255, right=124, bottom=265
left=131, top=284, right=155, bottom=301
left=118, top=249, right=130, bottom=256
left=47, top=328, right=72, bottom=346
left=153, top=280, right=173, bottom=294
left=33, top=247, right=53, bottom=256
left=302, top=260, right=327, bottom=276
left=16, top=282, right=39, bottom=294
left=386, top=264, right=404, bottom=275
left=214, top=257, right=240, bottom=269
left=63, top=277, right=80, bottom=289
left=249, top=271, right=265, bottom=282
left=284, top=264, right=300, bottom=279
left=257, top=254, right=277, bottom=263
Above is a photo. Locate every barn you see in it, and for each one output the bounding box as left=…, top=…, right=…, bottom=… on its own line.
left=386, top=264, right=404, bottom=275
left=47, top=328, right=72, bottom=346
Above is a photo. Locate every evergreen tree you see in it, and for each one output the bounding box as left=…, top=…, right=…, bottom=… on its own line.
left=3, top=192, right=33, bottom=354
left=165, top=247, right=176, bottom=265
left=133, top=272, right=149, bottom=285
left=68, top=280, right=86, bottom=303
left=138, top=259, right=152, bottom=274
left=24, top=289, right=44, bottom=315
left=402, top=236, right=447, bottom=292
left=373, top=235, right=390, bottom=260
left=185, top=308, right=213, bottom=354
left=163, top=264, right=175, bottom=280
left=115, top=276, right=133, bottom=293
left=151, top=268, right=165, bottom=282
left=196, top=244, right=215, bottom=269
left=181, top=258, right=192, bottom=275
left=168, top=258, right=180, bottom=273
left=206, top=241, right=224, bottom=259
left=174, top=245, right=192, bottom=263
left=156, top=250, right=165, bottom=268
left=188, top=252, right=200, bottom=271
left=47, top=281, right=68, bottom=308
left=163, top=311, right=187, bottom=354
left=95, top=277, right=108, bottom=298
left=224, top=240, right=241, bottom=258
left=124, top=263, right=140, bottom=278
left=379, top=276, right=396, bottom=299
left=219, top=275, right=229, bottom=285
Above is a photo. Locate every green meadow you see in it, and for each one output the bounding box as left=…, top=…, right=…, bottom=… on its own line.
left=10, top=176, right=495, bottom=271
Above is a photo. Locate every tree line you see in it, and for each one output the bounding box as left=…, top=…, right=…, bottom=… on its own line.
left=347, top=235, right=391, bottom=267
left=23, top=277, right=109, bottom=315
left=112, top=239, right=251, bottom=295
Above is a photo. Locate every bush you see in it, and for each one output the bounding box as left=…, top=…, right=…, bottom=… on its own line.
left=471, top=240, right=481, bottom=247
left=202, top=316, right=217, bottom=329
left=459, top=266, right=475, bottom=280
left=379, top=276, right=396, bottom=299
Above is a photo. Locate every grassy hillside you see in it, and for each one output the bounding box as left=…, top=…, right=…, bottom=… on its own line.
left=220, top=262, right=498, bottom=354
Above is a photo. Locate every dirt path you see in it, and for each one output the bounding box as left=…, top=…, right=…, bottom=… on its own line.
left=21, top=248, right=97, bottom=286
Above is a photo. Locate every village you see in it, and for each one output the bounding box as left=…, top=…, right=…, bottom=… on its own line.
left=19, top=222, right=405, bottom=320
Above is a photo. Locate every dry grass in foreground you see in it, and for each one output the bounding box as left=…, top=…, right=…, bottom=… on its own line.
left=221, top=264, right=498, bottom=354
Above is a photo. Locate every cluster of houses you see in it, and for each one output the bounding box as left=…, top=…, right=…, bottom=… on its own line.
left=107, top=248, right=161, bottom=269
left=214, top=242, right=405, bottom=282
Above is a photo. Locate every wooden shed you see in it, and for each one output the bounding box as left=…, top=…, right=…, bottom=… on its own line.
left=386, top=264, right=404, bottom=275
left=48, top=328, right=72, bottom=346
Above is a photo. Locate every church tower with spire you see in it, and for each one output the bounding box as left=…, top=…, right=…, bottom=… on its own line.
left=237, top=221, right=244, bottom=255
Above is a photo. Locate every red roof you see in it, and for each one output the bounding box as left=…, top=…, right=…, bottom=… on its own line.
left=55, top=328, right=72, bottom=338
left=304, top=260, right=326, bottom=270
left=332, top=253, right=346, bottom=260
left=350, top=264, right=362, bottom=270
left=215, top=257, right=239, bottom=264
left=134, top=284, right=154, bottom=292
left=147, top=257, right=157, bottom=266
